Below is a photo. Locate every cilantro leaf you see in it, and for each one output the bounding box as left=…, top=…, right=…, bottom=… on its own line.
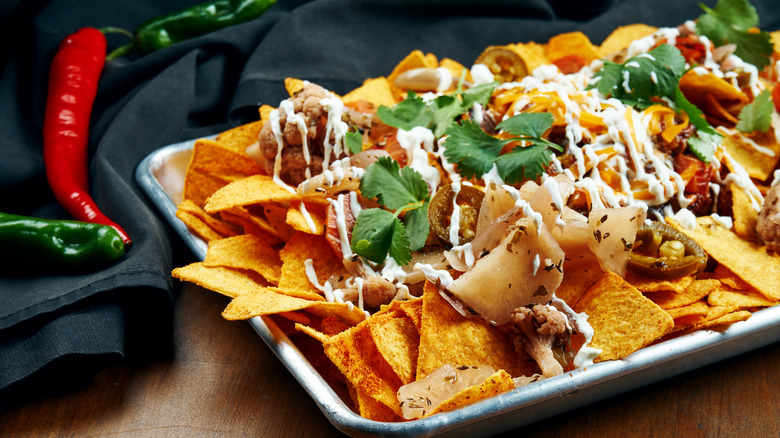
left=403, top=205, right=429, bottom=251
left=687, top=130, right=719, bottom=163
left=442, top=119, right=510, bottom=179
left=496, top=144, right=555, bottom=182
left=352, top=156, right=430, bottom=265
left=359, top=156, right=429, bottom=211
left=376, top=82, right=498, bottom=138
left=697, top=0, right=773, bottom=68
left=346, top=130, right=364, bottom=154
left=351, top=209, right=401, bottom=263
left=443, top=113, right=559, bottom=184
left=590, top=45, right=686, bottom=110
left=736, top=90, right=772, bottom=133
left=376, top=91, right=432, bottom=130
left=674, top=85, right=718, bottom=135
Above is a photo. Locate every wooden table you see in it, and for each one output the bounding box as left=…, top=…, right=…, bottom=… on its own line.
left=2, top=282, right=779, bottom=437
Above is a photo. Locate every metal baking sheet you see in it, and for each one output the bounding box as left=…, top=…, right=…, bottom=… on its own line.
left=136, top=139, right=780, bottom=438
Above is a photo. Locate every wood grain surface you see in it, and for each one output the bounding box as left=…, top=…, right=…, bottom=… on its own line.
left=1, top=282, right=779, bottom=438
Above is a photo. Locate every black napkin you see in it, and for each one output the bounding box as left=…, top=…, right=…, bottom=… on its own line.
left=1, top=0, right=778, bottom=403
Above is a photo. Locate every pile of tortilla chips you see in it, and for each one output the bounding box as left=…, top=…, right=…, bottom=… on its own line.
left=171, top=21, right=780, bottom=423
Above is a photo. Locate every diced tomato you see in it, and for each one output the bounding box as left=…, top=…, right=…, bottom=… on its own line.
left=371, top=131, right=408, bottom=167
left=552, top=54, right=588, bottom=74
left=673, top=153, right=714, bottom=214
left=325, top=195, right=355, bottom=260
left=773, top=84, right=780, bottom=114
left=674, top=35, right=708, bottom=65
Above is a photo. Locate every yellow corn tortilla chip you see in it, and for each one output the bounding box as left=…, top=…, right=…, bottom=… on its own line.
left=284, top=77, right=305, bottom=96
left=278, top=311, right=311, bottom=325
left=731, top=184, right=760, bottom=241
left=387, top=50, right=438, bottom=100
left=187, top=138, right=263, bottom=179
left=286, top=201, right=326, bottom=235
left=665, top=301, right=709, bottom=320
left=279, top=232, right=348, bottom=293
left=623, top=272, right=695, bottom=294
left=646, top=279, right=720, bottom=310
left=214, top=120, right=263, bottom=155
left=555, top=262, right=603, bottom=308
left=341, top=77, right=397, bottom=108
left=356, top=388, right=402, bottom=422
left=203, top=175, right=301, bottom=213
left=675, top=306, right=745, bottom=335
left=546, top=31, right=600, bottom=64
left=218, top=209, right=284, bottom=246
left=259, top=104, right=274, bottom=124
left=178, top=199, right=242, bottom=238
left=367, top=311, right=419, bottom=385
left=417, top=281, right=537, bottom=379
left=439, top=58, right=472, bottom=87
left=378, top=298, right=423, bottom=332
left=679, top=71, right=747, bottom=112
left=263, top=203, right=298, bottom=241
left=721, top=131, right=780, bottom=181
left=175, top=209, right=225, bottom=242
left=667, top=216, right=780, bottom=301
left=203, top=234, right=283, bottom=284
left=183, top=169, right=232, bottom=207
left=222, top=287, right=362, bottom=322
left=323, top=322, right=404, bottom=416
left=295, top=323, right=331, bottom=344
left=695, top=310, right=752, bottom=331
left=598, top=24, right=658, bottom=58
left=575, top=272, right=674, bottom=362
left=428, top=369, right=515, bottom=417
left=172, top=263, right=270, bottom=298
left=707, top=288, right=778, bottom=308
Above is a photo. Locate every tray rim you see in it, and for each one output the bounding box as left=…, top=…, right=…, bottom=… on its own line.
left=136, top=139, right=780, bottom=438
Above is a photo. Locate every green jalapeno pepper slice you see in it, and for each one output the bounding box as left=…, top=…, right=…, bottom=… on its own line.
left=627, top=220, right=707, bottom=280
left=428, top=183, right=484, bottom=247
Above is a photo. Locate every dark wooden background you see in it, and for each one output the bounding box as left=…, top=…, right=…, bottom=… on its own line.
left=1, top=282, right=779, bottom=437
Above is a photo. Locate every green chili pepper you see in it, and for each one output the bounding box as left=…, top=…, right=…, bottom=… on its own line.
left=106, top=0, right=277, bottom=60
left=627, top=221, right=708, bottom=280
left=0, top=212, right=125, bottom=274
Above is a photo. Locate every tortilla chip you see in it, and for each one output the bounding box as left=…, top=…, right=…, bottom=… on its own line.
left=417, top=281, right=536, bottom=379
left=279, top=232, right=347, bottom=293
left=178, top=199, right=242, bottom=238
left=575, top=272, right=674, bottom=362
left=646, top=279, right=720, bottom=309
left=323, top=323, right=404, bottom=415
left=172, top=263, right=270, bottom=298
left=203, top=234, right=282, bottom=284
left=598, top=24, right=658, bottom=58
left=356, top=388, right=403, bottom=422
left=263, top=203, right=298, bottom=241
left=387, top=50, right=438, bottom=100
left=695, top=310, right=752, bottom=331
left=721, top=131, right=780, bottom=181
left=203, top=175, right=301, bottom=213
left=367, top=311, right=419, bottom=384
left=731, top=184, right=760, bottom=241
left=218, top=209, right=284, bottom=246
left=341, top=77, right=397, bottom=108
left=175, top=209, right=225, bottom=242
left=222, top=286, right=347, bottom=321
left=428, top=369, right=515, bottom=416
left=546, top=31, right=600, bottom=64
left=284, top=78, right=305, bottom=96
left=439, top=58, right=472, bottom=87
left=278, top=311, right=311, bottom=325
left=286, top=201, right=326, bottom=235
left=623, top=272, right=695, bottom=294
left=555, top=262, right=603, bottom=307
left=665, top=301, right=709, bottom=320
left=707, top=288, right=777, bottom=308
left=259, top=104, right=274, bottom=124
left=295, top=323, right=331, bottom=344
left=679, top=71, right=747, bottom=112
left=187, top=138, right=263, bottom=180
left=667, top=216, right=780, bottom=301
left=214, top=120, right=263, bottom=155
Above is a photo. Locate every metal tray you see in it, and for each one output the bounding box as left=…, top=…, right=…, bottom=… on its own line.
left=136, top=138, right=780, bottom=438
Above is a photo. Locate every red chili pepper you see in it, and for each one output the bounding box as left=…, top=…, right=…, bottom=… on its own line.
left=43, top=27, right=131, bottom=245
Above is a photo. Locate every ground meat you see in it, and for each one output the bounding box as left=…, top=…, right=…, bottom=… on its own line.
left=258, top=83, right=373, bottom=186
left=341, top=275, right=397, bottom=310
left=511, top=304, right=569, bottom=378
left=757, top=184, right=780, bottom=253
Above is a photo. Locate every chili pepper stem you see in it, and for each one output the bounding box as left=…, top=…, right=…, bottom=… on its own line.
left=106, top=43, right=136, bottom=61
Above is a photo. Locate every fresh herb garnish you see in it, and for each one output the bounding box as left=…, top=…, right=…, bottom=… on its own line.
left=350, top=157, right=430, bottom=264
left=376, top=81, right=498, bottom=138
left=697, top=0, right=773, bottom=69
left=590, top=44, right=686, bottom=110
left=346, top=129, right=364, bottom=154
left=442, top=112, right=563, bottom=183
left=687, top=130, right=718, bottom=163
left=736, top=89, right=772, bottom=133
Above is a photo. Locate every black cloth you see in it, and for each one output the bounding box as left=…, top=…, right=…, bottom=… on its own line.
left=1, top=0, right=779, bottom=403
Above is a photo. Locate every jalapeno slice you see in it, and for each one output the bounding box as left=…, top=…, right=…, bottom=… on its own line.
left=627, top=221, right=707, bottom=280
left=428, top=183, right=484, bottom=247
